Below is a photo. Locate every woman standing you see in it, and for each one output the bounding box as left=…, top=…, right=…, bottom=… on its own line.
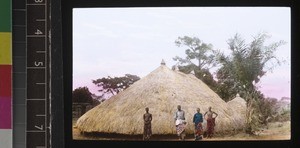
left=174, top=105, right=186, bottom=141
left=143, top=107, right=152, bottom=140
left=204, top=106, right=218, bottom=138
left=193, top=108, right=203, bottom=140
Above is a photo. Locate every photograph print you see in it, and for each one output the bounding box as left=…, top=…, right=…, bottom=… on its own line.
left=71, top=7, right=291, bottom=141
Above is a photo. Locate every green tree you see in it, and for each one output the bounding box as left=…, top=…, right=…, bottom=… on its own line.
left=258, top=97, right=278, bottom=124
left=92, top=74, right=140, bottom=96
left=72, top=86, right=94, bottom=104
left=173, top=36, right=218, bottom=91
left=216, top=33, right=286, bottom=133
left=174, top=36, right=216, bottom=69
left=175, top=64, right=217, bottom=89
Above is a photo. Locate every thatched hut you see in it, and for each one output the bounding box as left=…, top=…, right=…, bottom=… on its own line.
left=76, top=61, right=245, bottom=135
left=226, top=94, right=247, bottom=130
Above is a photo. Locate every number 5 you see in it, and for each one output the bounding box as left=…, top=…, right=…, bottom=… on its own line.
left=34, top=61, right=44, bottom=67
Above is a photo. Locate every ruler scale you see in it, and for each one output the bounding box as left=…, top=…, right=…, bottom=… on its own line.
left=26, top=0, right=50, bottom=148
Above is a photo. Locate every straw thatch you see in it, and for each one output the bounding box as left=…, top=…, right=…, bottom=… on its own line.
left=226, top=94, right=247, bottom=130
left=76, top=63, right=246, bottom=135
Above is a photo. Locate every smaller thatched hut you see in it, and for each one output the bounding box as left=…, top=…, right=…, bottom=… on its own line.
left=226, top=94, right=247, bottom=131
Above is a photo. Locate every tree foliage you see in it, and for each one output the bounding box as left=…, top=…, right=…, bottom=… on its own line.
left=215, top=33, right=286, bottom=133
left=173, top=36, right=218, bottom=92
left=72, top=86, right=95, bottom=104
left=174, top=36, right=217, bottom=69
left=175, top=64, right=217, bottom=89
left=92, top=74, right=140, bottom=96
left=215, top=33, right=286, bottom=101
left=174, top=33, right=286, bottom=134
left=258, top=97, right=279, bottom=125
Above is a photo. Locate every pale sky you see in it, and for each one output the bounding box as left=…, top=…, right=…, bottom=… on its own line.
left=73, top=7, right=291, bottom=100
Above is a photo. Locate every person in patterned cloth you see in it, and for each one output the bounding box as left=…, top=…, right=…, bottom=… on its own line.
left=193, top=108, right=203, bottom=141
left=174, top=105, right=187, bottom=141
left=143, top=107, right=152, bottom=140
left=204, top=106, right=218, bottom=138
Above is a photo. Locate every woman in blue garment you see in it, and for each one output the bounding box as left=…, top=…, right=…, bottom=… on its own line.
left=193, top=108, right=203, bottom=141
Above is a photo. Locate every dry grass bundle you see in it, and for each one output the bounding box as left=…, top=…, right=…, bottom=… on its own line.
left=76, top=64, right=245, bottom=135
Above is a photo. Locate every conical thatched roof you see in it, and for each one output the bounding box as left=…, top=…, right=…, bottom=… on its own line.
left=76, top=64, right=245, bottom=135
left=227, top=94, right=247, bottom=130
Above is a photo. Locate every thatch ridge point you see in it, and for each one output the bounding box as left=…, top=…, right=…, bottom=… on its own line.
left=161, top=59, right=166, bottom=65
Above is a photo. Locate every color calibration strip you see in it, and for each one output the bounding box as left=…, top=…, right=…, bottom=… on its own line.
left=0, top=0, right=13, bottom=148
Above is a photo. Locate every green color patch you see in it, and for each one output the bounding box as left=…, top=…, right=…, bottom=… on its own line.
left=0, top=0, right=11, bottom=32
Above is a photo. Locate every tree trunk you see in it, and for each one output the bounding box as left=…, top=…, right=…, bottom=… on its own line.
left=245, top=92, right=255, bottom=135
left=109, top=89, right=115, bottom=96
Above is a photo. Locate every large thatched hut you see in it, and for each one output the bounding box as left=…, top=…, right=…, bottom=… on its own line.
left=76, top=61, right=245, bottom=135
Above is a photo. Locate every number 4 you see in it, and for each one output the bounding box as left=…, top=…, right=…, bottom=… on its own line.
left=35, top=29, right=43, bottom=35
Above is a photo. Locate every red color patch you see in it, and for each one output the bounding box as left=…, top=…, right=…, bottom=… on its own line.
left=0, top=65, right=11, bottom=97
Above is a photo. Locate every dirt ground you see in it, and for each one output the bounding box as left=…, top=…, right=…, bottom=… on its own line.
left=72, top=119, right=290, bottom=141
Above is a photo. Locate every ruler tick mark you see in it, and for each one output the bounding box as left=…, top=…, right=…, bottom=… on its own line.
left=36, top=19, right=46, bottom=22
left=36, top=83, right=46, bottom=85
left=13, top=9, right=26, bottom=11
left=26, top=130, right=46, bottom=133
left=13, top=25, right=26, bottom=27
left=26, top=4, right=46, bottom=6
left=27, top=67, right=46, bottom=69
left=27, top=35, right=46, bottom=37
left=14, top=41, right=26, bottom=43
left=36, top=114, right=46, bottom=117
left=27, top=99, right=45, bottom=100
